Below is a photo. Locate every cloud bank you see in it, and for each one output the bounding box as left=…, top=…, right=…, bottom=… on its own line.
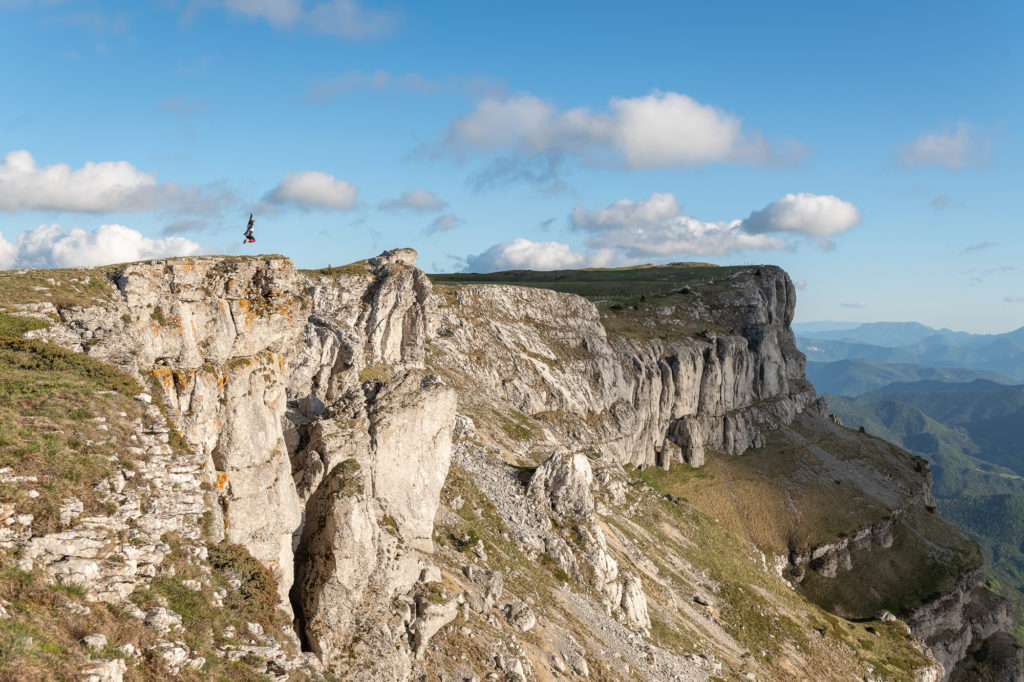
left=263, top=171, right=358, bottom=211
left=465, top=191, right=861, bottom=272
left=0, top=150, right=234, bottom=216
left=0, top=223, right=206, bottom=269
left=439, top=91, right=803, bottom=172
left=896, top=121, right=988, bottom=169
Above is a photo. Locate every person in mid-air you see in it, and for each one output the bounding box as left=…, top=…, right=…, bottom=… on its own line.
left=243, top=214, right=255, bottom=244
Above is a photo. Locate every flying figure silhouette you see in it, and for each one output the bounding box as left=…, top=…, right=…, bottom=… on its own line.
left=243, top=214, right=255, bottom=244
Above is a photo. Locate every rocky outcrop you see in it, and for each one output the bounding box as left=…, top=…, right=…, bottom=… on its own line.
left=33, top=256, right=306, bottom=603
left=16, top=250, right=1016, bottom=680
left=906, top=567, right=1015, bottom=680
left=431, top=269, right=821, bottom=470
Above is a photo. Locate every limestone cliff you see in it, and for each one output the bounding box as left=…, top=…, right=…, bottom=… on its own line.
left=1, top=250, right=1016, bottom=681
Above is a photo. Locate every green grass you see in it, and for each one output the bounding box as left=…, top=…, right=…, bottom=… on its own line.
left=799, top=506, right=981, bottom=619
left=0, top=338, right=147, bottom=532
left=429, top=262, right=779, bottom=343
left=300, top=259, right=374, bottom=278
left=0, top=313, right=49, bottom=337
left=428, top=262, right=736, bottom=303
left=495, top=408, right=536, bottom=441
left=621, top=467, right=935, bottom=680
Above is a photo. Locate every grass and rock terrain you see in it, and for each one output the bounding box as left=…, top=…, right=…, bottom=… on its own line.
left=0, top=256, right=1013, bottom=680
left=0, top=292, right=317, bottom=681
left=825, top=378, right=1024, bottom=644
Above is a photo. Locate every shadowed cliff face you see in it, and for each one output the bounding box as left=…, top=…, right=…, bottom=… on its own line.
left=14, top=250, right=1017, bottom=681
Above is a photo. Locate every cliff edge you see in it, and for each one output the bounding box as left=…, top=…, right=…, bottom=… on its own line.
left=0, top=250, right=1015, bottom=681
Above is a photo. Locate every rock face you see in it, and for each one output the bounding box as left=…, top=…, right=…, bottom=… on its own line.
left=906, top=568, right=1014, bottom=680
left=23, top=251, right=1018, bottom=681
left=431, top=270, right=821, bottom=469
left=35, top=252, right=456, bottom=673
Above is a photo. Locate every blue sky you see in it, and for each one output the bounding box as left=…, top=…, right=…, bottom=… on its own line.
left=1, top=1, right=1021, bottom=332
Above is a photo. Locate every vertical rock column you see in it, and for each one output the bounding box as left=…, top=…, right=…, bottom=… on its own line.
left=100, top=257, right=306, bottom=605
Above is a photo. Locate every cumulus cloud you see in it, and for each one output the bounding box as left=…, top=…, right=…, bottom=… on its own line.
left=426, top=213, right=462, bottom=234
left=571, top=191, right=859, bottom=257
left=0, top=149, right=233, bottom=215
left=740, top=193, right=862, bottom=247
left=379, top=188, right=445, bottom=213
left=465, top=238, right=588, bottom=272
left=263, top=171, right=358, bottom=211
left=0, top=223, right=206, bottom=269
left=1005, top=295, right=1024, bottom=304
left=467, top=190, right=860, bottom=273
left=216, top=0, right=397, bottom=38
left=439, top=91, right=802, bottom=172
left=896, top=121, right=988, bottom=169
left=795, top=280, right=807, bottom=290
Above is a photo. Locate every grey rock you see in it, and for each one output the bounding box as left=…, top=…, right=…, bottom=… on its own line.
left=504, top=601, right=537, bottom=633
left=81, top=633, right=108, bottom=651
left=79, top=659, right=127, bottom=682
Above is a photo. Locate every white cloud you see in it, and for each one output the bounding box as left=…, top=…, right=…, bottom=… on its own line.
left=263, top=171, right=358, bottom=211
left=841, top=302, right=867, bottom=309
left=0, top=149, right=233, bottom=215
left=740, top=193, right=862, bottom=247
left=0, top=149, right=156, bottom=213
left=795, top=280, right=807, bottom=290
left=1005, top=295, right=1024, bottom=304
left=379, top=188, right=446, bottom=213
left=0, top=223, right=206, bottom=269
left=468, top=191, right=861, bottom=273
left=465, top=238, right=588, bottom=272
left=218, top=0, right=397, bottom=38
left=426, top=213, right=462, bottom=234
left=571, top=192, right=786, bottom=257
left=440, top=91, right=800, bottom=171
left=896, top=121, right=988, bottom=169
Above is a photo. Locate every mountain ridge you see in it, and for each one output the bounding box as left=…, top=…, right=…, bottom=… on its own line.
left=0, top=252, right=1016, bottom=681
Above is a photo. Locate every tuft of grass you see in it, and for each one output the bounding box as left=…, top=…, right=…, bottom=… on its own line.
left=0, top=313, right=49, bottom=338
left=207, top=543, right=280, bottom=617
left=358, top=362, right=394, bottom=384
left=496, top=409, right=535, bottom=441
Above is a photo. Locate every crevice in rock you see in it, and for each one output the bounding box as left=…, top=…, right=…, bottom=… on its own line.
left=289, top=549, right=312, bottom=653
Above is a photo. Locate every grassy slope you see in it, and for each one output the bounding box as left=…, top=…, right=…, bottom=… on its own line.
left=826, top=385, right=1024, bottom=642
left=0, top=304, right=306, bottom=681
left=639, top=411, right=980, bottom=621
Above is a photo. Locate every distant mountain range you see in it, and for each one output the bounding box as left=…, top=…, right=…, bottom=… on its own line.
left=803, top=320, right=1024, bottom=636
left=795, top=321, right=1024, bottom=380
left=806, top=359, right=1018, bottom=397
